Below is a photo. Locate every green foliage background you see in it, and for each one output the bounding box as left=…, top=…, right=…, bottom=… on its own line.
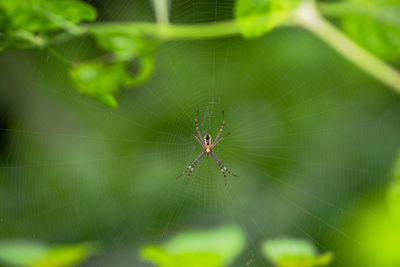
left=0, top=0, right=400, bottom=266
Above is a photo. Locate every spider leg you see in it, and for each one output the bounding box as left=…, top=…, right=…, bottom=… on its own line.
left=177, top=151, right=205, bottom=183
left=213, top=111, right=225, bottom=143
left=213, top=132, right=230, bottom=147
left=189, top=131, right=204, bottom=146
left=195, top=108, right=203, bottom=141
left=210, top=151, right=236, bottom=186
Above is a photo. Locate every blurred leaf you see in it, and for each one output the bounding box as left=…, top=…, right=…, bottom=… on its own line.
left=234, top=0, right=300, bottom=38
left=68, top=26, right=159, bottom=107
left=0, top=0, right=96, bottom=31
left=91, top=27, right=158, bottom=81
left=349, top=201, right=400, bottom=267
left=128, top=55, right=156, bottom=86
left=142, top=246, right=222, bottom=267
left=69, top=62, right=131, bottom=107
left=69, top=54, right=155, bottom=107
left=0, top=240, right=48, bottom=266
left=261, top=238, right=333, bottom=267
left=0, top=240, right=98, bottom=267
left=33, top=243, right=99, bottom=267
left=165, top=225, right=245, bottom=263
left=339, top=0, right=400, bottom=60
left=45, top=0, right=97, bottom=25
left=90, top=26, right=158, bottom=62
left=342, top=150, right=400, bottom=266
left=141, top=225, right=245, bottom=267
left=0, top=0, right=96, bottom=49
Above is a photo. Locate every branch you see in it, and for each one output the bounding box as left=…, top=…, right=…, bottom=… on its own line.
left=152, top=0, right=170, bottom=25
left=293, top=1, right=400, bottom=94
left=86, top=20, right=242, bottom=40
left=45, top=2, right=400, bottom=95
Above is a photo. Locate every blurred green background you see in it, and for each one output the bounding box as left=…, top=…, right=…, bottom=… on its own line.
left=1, top=0, right=400, bottom=266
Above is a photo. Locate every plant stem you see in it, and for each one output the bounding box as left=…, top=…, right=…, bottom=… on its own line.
left=158, top=20, right=242, bottom=40
left=46, top=46, right=73, bottom=68
left=152, top=0, right=170, bottom=25
left=293, top=1, right=400, bottom=94
left=87, top=20, right=242, bottom=40
left=57, top=1, right=400, bottom=94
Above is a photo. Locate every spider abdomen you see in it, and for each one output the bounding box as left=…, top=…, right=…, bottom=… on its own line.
left=204, top=134, right=212, bottom=145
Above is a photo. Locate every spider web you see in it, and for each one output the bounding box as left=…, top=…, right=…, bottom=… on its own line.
left=1, top=0, right=400, bottom=266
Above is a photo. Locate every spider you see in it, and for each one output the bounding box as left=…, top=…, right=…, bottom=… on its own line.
left=177, top=109, right=236, bottom=185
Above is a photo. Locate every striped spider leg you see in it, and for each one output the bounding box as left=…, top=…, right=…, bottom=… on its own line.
left=210, top=151, right=237, bottom=186
left=177, top=151, right=205, bottom=183
left=177, top=110, right=236, bottom=185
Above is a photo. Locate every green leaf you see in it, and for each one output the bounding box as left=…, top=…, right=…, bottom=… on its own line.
left=91, top=26, right=158, bottom=61
left=142, top=246, right=222, bottom=267
left=234, top=0, right=300, bottom=38
left=344, top=151, right=400, bottom=267
left=69, top=62, right=132, bottom=107
left=0, top=1, right=51, bottom=33
left=33, top=243, right=99, bottom=267
left=141, top=225, right=245, bottom=267
left=0, top=0, right=96, bottom=32
left=0, top=240, right=98, bottom=267
left=0, top=240, right=48, bottom=266
left=349, top=201, right=400, bottom=267
left=0, top=0, right=96, bottom=49
left=91, top=26, right=158, bottom=85
left=69, top=26, right=158, bottom=107
left=339, top=0, right=400, bottom=60
left=45, top=0, right=97, bottom=25
left=261, top=238, right=333, bottom=267
left=69, top=54, right=155, bottom=107
left=127, top=55, right=156, bottom=86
